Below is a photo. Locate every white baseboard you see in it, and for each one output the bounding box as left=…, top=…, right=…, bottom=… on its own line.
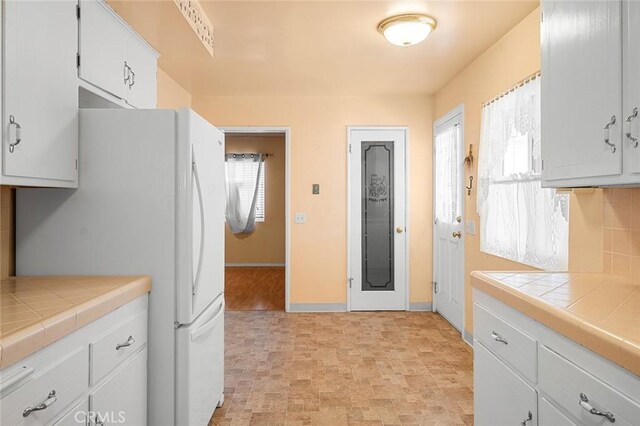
left=409, top=302, right=433, bottom=311
left=463, top=330, right=473, bottom=348
left=289, top=303, right=347, bottom=312
left=225, top=263, right=285, bottom=267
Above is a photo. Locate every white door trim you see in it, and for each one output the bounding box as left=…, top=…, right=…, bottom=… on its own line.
left=346, top=126, right=410, bottom=312
left=221, top=127, right=292, bottom=312
left=432, top=104, right=465, bottom=334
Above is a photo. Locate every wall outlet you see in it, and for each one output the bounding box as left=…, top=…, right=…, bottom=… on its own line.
left=466, top=220, right=476, bottom=235
left=295, top=213, right=307, bottom=224
left=312, top=184, right=320, bottom=195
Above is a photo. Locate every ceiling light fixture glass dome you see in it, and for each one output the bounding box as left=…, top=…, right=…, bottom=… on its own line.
left=377, top=14, right=437, bottom=47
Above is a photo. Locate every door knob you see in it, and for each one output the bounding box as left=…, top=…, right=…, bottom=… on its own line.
left=396, top=227, right=404, bottom=234
left=452, top=231, right=462, bottom=238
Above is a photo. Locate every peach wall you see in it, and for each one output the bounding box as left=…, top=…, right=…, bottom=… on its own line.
left=157, top=68, right=191, bottom=109
left=225, top=134, right=286, bottom=264
left=433, top=8, right=604, bottom=336
left=603, top=188, right=640, bottom=278
left=192, top=95, right=433, bottom=304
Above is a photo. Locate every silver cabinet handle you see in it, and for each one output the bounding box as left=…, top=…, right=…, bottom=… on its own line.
left=115, top=335, right=135, bottom=350
left=23, top=390, right=57, bottom=417
left=521, top=411, right=533, bottom=426
left=626, top=107, right=639, bottom=148
left=604, top=115, right=617, bottom=153
left=491, top=331, right=508, bottom=345
left=124, top=61, right=130, bottom=84
left=580, top=393, right=615, bottom=423
left=8, top=115, right=21, bottom=153
left=129, top=69, right=135, bottom=88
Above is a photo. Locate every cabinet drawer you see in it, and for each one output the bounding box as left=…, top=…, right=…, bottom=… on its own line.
left=474, top=303, right=537, bottom=383
left=1, top=347, right=88, bottom=426
left=540, top=397, right=576, bottom=426
left=539, top=345, right=640, bottom=426
left=90, top=310, right=147, bottom=385
left=53, top=399, right=88, bottom=426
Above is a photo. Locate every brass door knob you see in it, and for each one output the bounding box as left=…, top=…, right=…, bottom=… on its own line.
left=452, top=231, right=462, bottom=238
left=396, top=227, right=404, bottom=234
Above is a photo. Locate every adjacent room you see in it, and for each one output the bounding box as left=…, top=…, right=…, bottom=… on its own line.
left=1, top=1, right=639, bottom=426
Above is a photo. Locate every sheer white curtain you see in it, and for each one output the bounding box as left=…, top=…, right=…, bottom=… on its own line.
left=435, top=123, right=460, bottom=224
left=225, top=153, right=263, bottom=234
left=477, top=76, right=569, bottom=270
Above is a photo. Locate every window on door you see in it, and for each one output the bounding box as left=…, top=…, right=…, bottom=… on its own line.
left=224, top=161, right=265, bottom=222
left=477, top=76, right=569, bottom=270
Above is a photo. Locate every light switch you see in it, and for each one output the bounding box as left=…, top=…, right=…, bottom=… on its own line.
left=295, top=213, right=307, bottom=224
left=312, top=184, right=320, bottom=195
left=465, top=220, right=476, bottom=235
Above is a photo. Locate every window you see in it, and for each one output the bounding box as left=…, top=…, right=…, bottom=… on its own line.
left=477, top=76, right=569, bottom=270
left=225, top=159, right=265, bottom=222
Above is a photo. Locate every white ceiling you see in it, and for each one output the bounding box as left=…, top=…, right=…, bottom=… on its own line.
left=110, top=1, right=539, bottom=97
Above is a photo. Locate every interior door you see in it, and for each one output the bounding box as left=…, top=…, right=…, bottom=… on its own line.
left=349, top=128, right=406, bottom=311
left=191, top=111, right=225, bottom=322
left=541, top=0, right=622, bottom=182
left=3, top=0, right=78, bottom=183
left=433, top=114, right=464, bottom=332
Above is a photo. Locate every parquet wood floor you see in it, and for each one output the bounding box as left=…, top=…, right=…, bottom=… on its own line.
left=210, top=310, right=473, bottom=425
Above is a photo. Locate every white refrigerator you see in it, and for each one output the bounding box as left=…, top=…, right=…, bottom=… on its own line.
left=16, top=108, right=225, bottom=426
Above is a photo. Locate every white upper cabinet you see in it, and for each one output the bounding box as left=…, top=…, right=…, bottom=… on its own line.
left=624, top=1, right=640, bottom=175
left=2, top=0, right=79, bottom=187
left=78, top=0, right=158, bottom=109
left=541, top=0, right=622, bottom=185
left=541, top=0, right=640, bottom=187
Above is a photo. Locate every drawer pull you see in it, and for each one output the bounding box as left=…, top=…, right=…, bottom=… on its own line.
left=115, top=335, right=135, bottom=350
left=491, top=331, right=508, bottom=345
left=579, top=393, right=615, bottom=423
left=520, top=411, right=532, bottom=425
left=23, top=389, right=57, bottom=417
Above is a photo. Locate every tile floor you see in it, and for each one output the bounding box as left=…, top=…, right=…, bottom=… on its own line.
left=225, top=267, right=285, bottom=311
left=210, top=311, right=473, bottom=425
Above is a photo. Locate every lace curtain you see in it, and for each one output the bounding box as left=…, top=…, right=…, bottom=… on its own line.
left=434, top=123, right=460, bottom=224
left=225, top=153, right=263, bottom=234
left=477, top=76, right=569, bottom=270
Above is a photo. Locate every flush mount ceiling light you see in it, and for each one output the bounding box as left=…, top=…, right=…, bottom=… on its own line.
left=377, top=14, right=437, bottom=47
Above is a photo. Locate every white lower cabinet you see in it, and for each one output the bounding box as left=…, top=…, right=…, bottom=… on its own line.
left=0, top=296, right=148, bottom=426
left=474, top=342, right=537, bottom=426
left=473, top=289, right=640, bottom=426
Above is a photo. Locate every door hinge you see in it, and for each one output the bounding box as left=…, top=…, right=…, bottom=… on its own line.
left=540, top=12, right=543, bottom=22
left=348, top=144, right=352, bottom=154
left=433, top=281, right=438, bottom=294
left=541, top=159, right=544, bottom=170
left=76, top=4, right=80, bottom=19
left=76, top=53, right=80, bottom=68
left=75, top=159, right=78, bottom=170
left=348, top=277, right=353, bottom=288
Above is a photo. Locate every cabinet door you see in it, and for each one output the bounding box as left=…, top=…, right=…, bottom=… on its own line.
left=89, top=349, right=147, bottom=426
left=539, top=397, right=577, bottom=426
left=53, top=399, right=89, bottom=426
left=541, top=0, right=622, bottom=183
left=79, top=0, right=128, bottom=100
left=474, top=341, right=538, bottom=426
left=125, top=36, right=157, bottom=109
left=624, top=1, right=640, bottom=173
left=3, top=0, right=78, bottom=185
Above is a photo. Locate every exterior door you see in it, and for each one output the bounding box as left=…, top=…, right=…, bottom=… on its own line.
left=433, top=112, right=464, bottom=332
left=349, top=128, right=406, bottom=311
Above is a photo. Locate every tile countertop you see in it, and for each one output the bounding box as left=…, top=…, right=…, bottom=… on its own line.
left=0, top=276, right=151, bottom=369
left=471, top=271, right=640, bottom=377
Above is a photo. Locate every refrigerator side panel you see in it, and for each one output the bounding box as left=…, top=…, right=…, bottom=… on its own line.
left=16, top=108, right=179, bottom=425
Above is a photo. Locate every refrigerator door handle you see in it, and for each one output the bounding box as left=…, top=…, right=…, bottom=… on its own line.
left=192, top=154, right=205, bottom=296
left=191, top=298, right=225, bottom=341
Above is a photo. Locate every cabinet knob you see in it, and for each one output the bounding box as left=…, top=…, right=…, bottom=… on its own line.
left=8, top=115, right=21, bottom=153
left=604, top=115, right=617, bottom=153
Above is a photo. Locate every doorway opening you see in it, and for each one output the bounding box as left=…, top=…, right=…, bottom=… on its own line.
left=432, top=105, right=465, bottom=333
left=222, top=128, right=291, bottom=311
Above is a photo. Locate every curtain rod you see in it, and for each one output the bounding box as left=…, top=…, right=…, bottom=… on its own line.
left=226, top=153, right=273, bottom=158
left=482, top=70, right=541, bottom=107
